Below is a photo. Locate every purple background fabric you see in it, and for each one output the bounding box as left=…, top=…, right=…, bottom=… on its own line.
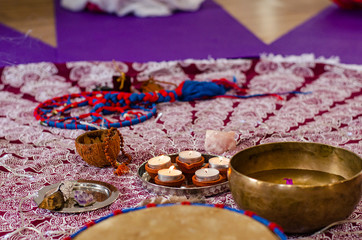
left=0, top=0, right=361, bottom=67
left=55, top=0, right=266, bottom=63
left=269, top=5, right=362, bottom=64
left=0, top=24, right=56, bottom=66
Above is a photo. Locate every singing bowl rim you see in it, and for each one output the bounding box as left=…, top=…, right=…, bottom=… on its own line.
left=229, top=141, right=362, bottom=189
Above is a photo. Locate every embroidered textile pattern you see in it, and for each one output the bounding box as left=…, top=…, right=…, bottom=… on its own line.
left=0, top=56, right=362, bottom=239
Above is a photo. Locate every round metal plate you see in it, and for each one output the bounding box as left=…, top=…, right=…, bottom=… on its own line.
left=137, top=153, right=229, bottom=197
left=34, top=179, right=119, bottom=213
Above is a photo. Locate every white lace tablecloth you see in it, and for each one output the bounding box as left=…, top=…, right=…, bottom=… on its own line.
left=0, top=55, right=361, bottom=239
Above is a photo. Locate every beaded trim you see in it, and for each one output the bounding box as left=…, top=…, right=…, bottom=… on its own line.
left=63, top=202, right=287, bottom=240
left=103, top=127, right=132, bottom=176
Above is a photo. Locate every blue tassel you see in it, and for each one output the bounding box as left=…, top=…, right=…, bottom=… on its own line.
left=177, top=80, right=227, bottom=101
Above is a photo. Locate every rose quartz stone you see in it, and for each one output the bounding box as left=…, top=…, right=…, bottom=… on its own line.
left=204, top=130, right=236, bottom=154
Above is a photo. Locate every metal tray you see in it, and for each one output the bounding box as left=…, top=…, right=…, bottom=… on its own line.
left=137, top=153, right=229, bottom=197
left=34, top=179, right=119, bottom=213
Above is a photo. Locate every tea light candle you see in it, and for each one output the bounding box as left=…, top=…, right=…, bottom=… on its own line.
left=178, top=151, right=202, bottom=164
left=158, top=166, right=182, bottom=182
left=195, top=168, right=220, bottom=182
left=209, top=156, right=230, bottom=169
left=148, top=155, right=172, bottom=169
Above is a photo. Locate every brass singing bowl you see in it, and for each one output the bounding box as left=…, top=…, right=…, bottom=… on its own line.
left=229, top=142, right=362, bottom=233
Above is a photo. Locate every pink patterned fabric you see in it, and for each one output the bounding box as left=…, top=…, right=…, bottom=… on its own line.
left=0, top=56, right=361, bottom=239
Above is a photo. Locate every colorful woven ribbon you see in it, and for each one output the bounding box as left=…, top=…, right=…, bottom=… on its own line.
left=34, top=79, right=309, bottom=130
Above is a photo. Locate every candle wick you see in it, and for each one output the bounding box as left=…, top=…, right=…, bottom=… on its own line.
left=205, top=169, right=208, bottom=173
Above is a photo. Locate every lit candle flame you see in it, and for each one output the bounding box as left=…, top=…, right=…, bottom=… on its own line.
left=169, top=165, right=175, bottom=173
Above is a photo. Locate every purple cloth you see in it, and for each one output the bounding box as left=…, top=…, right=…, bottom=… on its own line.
left=1, top=1, right=361, bottom=66
left=269, top=5, right=362, bottom=64
left=55, top=0, right=266, bottom=63
left=0, top=24, right=56, bottom=66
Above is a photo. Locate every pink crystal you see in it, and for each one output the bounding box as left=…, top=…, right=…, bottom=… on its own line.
left=204, top=130, right=236, bottom=154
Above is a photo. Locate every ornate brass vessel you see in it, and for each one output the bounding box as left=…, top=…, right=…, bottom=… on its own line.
left=229, top=142, right=362, bottom=233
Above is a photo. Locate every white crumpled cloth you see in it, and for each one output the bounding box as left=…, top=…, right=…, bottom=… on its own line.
left=61, top=0, right=205, bottom=17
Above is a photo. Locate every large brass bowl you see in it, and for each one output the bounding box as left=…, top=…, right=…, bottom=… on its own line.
left=229, top=142, right=362, bottom=233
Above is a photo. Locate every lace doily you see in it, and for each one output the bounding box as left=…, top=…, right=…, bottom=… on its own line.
left=0, top=56, right=361, bottom=239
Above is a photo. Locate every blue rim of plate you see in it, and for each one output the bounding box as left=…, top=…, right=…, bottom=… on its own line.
left=65, top=202, right=287, bottom=240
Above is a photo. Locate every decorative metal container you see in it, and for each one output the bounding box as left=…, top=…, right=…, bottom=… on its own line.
left=229, top=142, right=362, bottom=233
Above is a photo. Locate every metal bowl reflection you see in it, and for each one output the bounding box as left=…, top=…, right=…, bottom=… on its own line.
left=229, top=142, right=362, bottom=233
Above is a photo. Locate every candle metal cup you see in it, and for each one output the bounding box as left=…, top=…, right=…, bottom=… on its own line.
left=157, top=168, right=183, bottom=182
left=209, top=156, right=230, bottom=169
left=178, top=150, right=202, bottom=164
left=192, top=169, right=226, bottom=187
left=229, top=142, right=362, bottom=233
left=203, top=163, right=228, bottom=178
left=209, top=156, right=230, bottom=178
left=195, top=168, right=220, bottom=182
left=155, top=168, right=185, bottom=187
left=147, top=155, right=172, bottom=169
left=145, top=163, right=173, bottom=180
left=145, top=155, right=172, bottom=179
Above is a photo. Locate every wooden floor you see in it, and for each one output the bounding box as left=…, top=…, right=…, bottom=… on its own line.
left=214, top=0, right=331, bottom=44
left=0, top=0, right=332, bottom=47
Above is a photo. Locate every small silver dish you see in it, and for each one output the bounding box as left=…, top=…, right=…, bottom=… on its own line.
left=137, top=153, right=229, bottom=197
left=34, top=179, right=119, bottom=213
